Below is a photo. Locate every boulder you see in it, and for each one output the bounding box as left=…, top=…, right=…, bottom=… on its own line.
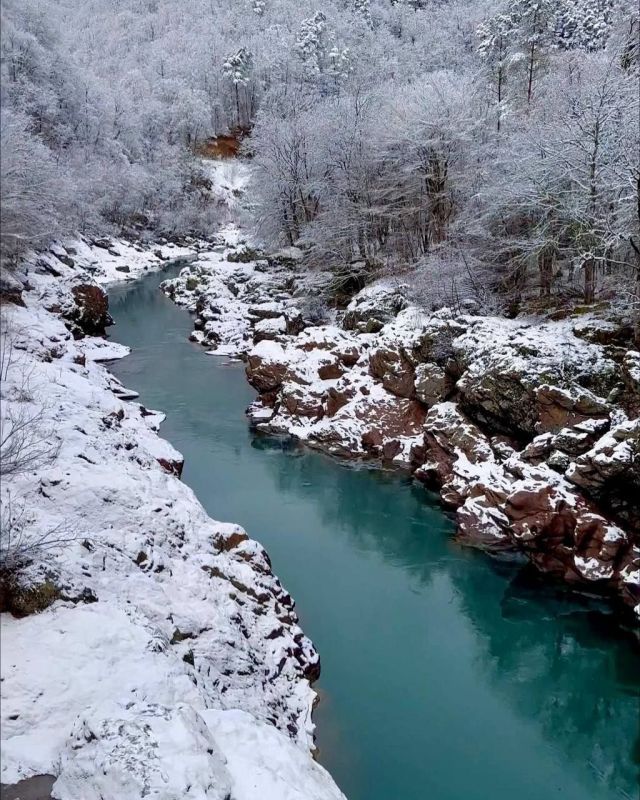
left=157, top=456, right=184, bottom=478
left=246, top=341, right=288, bottom=393
left=414, top=363, right=450, bottom=407
left=369, top=347, right=415, bottom=398
left=417, top=403, right=494, bottom=494
left=281, top=385, right=325, bottom=420
left=572, top=317, right=634, bottom=347
left=619, top=351, right=640, bottom=418
left=326, top=386, right=354, bottom=417
left=535, top=384, right=610, bottom=434
left=342, top=284, right=408, bottom=331
left=253, top=316, right=287, bottom=343
left=67, top=283, right=111, bottom=336
left=318, top=362, right=344, bottom=381
left=410, top=319, right=467, bottom=366
left=454, top=317, right=618, bottom=438
left=0, top=269, right=25, bottom=306
left=456, top=497, right=513, bottom=552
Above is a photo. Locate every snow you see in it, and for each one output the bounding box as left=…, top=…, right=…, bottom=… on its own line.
left=574, top=556, right=615, bottom=581
left=22, top=237, right=198, bottom=290
left=203, top=709, right=345, bottom=800
left=205, top=160, right=251, bottom=209
left=0, top=229, right=344, bottom=799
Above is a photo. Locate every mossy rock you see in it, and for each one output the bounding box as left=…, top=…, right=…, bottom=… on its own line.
left=0, top=576, right=60, bottom=617
left=227, top=247, right=261, bottom=263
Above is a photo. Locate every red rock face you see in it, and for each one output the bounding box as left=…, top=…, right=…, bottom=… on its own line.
left=358, top=397, right=425, bottom=435
left=246, top=353, right=288, bottom=393
left=535, top=385, right=610, bottom=434
left=369, top=347, right=415, bottom=398
left=326, top=386, right=355, bottom=417
left=68, top=283, right=111, bottom=336
left=231, top=269, right=638, bottom=619
left=281, top=388, right=325, bottom=420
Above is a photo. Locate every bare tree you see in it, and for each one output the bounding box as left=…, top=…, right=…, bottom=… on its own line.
left=0, top=492, right=77, bottom=572
left=0, top=316, right=60, bottom=478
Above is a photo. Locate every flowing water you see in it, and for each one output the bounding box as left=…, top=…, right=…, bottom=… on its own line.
left=108, top=267, right=639, bottom=800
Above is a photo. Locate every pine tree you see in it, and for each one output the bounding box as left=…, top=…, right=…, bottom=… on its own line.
left=295, top=12, right=329, bottom=76
left=222, top=48, right=253, bottom=127
left=353, top=0, right=373, bottom=28
left=555, top=0, right=614, bottom=51
left=477, top=13, right=514, bottom=131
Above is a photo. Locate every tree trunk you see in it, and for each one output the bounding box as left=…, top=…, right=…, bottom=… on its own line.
left=539, top=248, right=554, bottom=297
left=583, top=257, right=596, bottom=304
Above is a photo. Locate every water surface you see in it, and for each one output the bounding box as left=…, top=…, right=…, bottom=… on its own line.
left=109, top=268, right=639, bottom=800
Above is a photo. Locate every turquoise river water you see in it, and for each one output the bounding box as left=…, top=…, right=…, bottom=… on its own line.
left=108, top=267, right=639, bottom=800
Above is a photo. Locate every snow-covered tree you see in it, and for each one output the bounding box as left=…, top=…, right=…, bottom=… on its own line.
left=555, top=0, right=614, bottom=51
left=295, top=12, right=330, bottom=77
left=477, top=12, right=515, bottom=130
left=222, top=47, right=254, bottom=127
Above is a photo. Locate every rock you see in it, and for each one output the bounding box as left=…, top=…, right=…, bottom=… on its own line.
left=547, top=450, right=571, bottom=472
left=566, top=419, right=640, bottom=530
left=364, top=318, right=384, bottom=334
left=416, top=403, right=494, bottom=499
left=411, top=319, right=466, bottom=366
left=382, top=439, right=402, bottom=461
left=369, top=347, right=415, bottom=398
left=339, top=347, right=360, bottom=368
left=620, top=351, right=640, bottom=418
left=227, top=247, right=261, bottom=263
left=115, top=265, right=130, bottom=273
left=414, top=363, right=450, bottom=407
left=535, top=384, right=610, bottom=434
left=361, top=429, right=384, bottom=452
left=342, top=284, right=408, bottom=331
left=246, top=341, right=288, bottom=393
left=67, top=284, right=112, bottom=336
left=455, top=317, right=618, bottom=437
left=326, top=386, right=354, bottom=417
left=318, top=362, right=344, bottom=381
left=338, top=397, right=426, bottom=460
left=456, top=497, right=513, bottom=551
left=157, top=456, right=184, bottom=477
left=0, top=269, right=25, bottom=306
left=56, top=254, right=75, bottom=268
left=281, top=385, right=325, bottom=420
left=248, top=302, right=285, bottom=321
left=253, top=316, right=286, bottom=343
left=502, top=482, right=631, bottom=589
left=572, top=317, right=634, bottom=347
left=92, top=237, right=113, bottom=249
left=269, top=246, right=304, bottom=266
left=285, top=310, right=305, bottom=336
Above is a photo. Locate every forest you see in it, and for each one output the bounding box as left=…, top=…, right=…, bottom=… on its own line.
left=1, top=0, right=638, bottom=313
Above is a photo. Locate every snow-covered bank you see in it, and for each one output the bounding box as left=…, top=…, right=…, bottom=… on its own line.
left=162, top=244, right=639, bottom=623
left=0, top=242, right=345, bottom=799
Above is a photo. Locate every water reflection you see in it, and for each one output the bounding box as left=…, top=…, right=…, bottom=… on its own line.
left=250, top=435, right=640, bottom=799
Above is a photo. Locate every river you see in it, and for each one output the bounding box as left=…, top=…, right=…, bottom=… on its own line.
left=108, top=266, right=639, bottom=800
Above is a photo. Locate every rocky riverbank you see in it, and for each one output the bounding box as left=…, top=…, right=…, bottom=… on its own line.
left=0, top=236, right=344, bottom=799
left=161, top=240, right=639, bottom=624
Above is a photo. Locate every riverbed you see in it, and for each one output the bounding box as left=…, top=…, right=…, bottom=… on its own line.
left=108, top=267, right=639, bottom=800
